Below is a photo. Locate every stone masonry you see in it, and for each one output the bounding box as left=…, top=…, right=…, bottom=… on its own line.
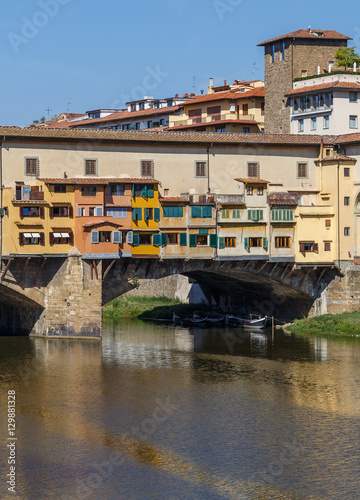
left=263, top=38, right=347, bottom=134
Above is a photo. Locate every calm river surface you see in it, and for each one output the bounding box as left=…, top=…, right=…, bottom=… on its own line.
left=1, top=320, right=360, bottom=500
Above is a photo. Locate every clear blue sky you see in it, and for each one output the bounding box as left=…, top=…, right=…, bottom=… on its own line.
left=1, top=0, right=359, bottom=126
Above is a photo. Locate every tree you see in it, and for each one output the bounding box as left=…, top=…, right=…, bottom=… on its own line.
left=335, top=47, right=360, bottom=70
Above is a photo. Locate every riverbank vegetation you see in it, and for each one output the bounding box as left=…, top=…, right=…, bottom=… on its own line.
left=288, top=312, right=360, bottom=336
left=102, top=295, right=216, bottom=320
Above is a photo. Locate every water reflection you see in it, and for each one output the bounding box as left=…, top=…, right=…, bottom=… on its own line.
left=0, top=321, right=359, bottom=499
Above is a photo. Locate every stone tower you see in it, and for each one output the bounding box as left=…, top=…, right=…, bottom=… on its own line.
left=258, top=28, right=351, bottom=134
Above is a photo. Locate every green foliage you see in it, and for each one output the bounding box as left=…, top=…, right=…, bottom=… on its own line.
left=102, top=295, right=218, bottom=320
left=288, top=312, right=360, bottom=335
left=294, top=70, right=360, bottom=82
left=335, top=47, right=360, bottom=69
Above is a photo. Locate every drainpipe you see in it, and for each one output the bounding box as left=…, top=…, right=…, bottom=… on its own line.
left=207, top=142, right=213, bottom=193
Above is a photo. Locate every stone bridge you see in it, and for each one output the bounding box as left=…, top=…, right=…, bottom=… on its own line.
left=0, top=253, right=359, bottom=338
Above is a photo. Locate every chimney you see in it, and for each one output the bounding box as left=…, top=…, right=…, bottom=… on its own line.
left=224, top=80, right=227, bottom=86
left=208, top=77, right=214, bottom=94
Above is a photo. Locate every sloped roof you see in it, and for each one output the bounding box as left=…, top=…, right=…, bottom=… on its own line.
left=0, top=126, right=330, bottom=146
left=235, top=178, right=269, bottom=184
left=39, top=177, right=160, bottom=185
left=182, top=87, right=264, bottom=106
left=258, top=29, right=351, bottom=46
left=286, top=81, right=360, bottom=96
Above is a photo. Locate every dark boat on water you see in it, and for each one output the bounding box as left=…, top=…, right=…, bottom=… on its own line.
left=173, top=313, right=267, bottom=329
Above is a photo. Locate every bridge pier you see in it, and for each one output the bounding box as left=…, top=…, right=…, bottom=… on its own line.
left=33, top=250, right=102, bottom=339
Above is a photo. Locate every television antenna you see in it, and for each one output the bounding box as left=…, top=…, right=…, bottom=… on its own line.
left=45, top=106, right=52, bottom=119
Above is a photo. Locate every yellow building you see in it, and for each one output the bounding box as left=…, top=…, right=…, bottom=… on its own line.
left=159, top=197, right=188, bottom=259
left=131, top=179, right=161, bottom=257
left=2, top=179, right=75, bottom=256
left=169, top=80, right=264, bottom=133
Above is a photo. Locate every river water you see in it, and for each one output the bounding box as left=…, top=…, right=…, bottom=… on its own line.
left=1, top=320, right=360, bottom=500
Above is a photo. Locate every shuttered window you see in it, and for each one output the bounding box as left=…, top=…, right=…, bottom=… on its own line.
left=271, top=209, right=293, bottom=221
left=127, top=231, right=134, bottom=244
left=85, top=159, right=97, bottom=175
left=232, top=209, right=241, bottom=218
left=189, top=234, right=197, bottom=247
left=154, top=208, right=160, bottom=221
left=179, top=233, right=187, bottom=246
left=191, top=206, right=212, bottom=218
left=195, top=161, right=207, bottom=177
left=152, top=234, right=161, bottom=246
left=25, top=157, right=39, bottom=176
left=162, top=206, right=183, bottom=217
left=247, top=162, right=260, bottom=178
left=248, top=209, right=263, bottom=221
left=112, top=231, right=122, bottom=244
left=132, top=208, right=142, bottom=220
left=275, top=237, right=290, bottom=248
left=297, top=163, right=307, bottom=178
left=209, top=234, right=217, bottom=247
left=91, top=231, right=99, bottom=244
left=141, top=160, right=154, bottom=178
left=221, top=209, right=230, bottom=218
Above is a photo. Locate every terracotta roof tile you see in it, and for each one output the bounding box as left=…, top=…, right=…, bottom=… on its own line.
left=318, top=154, right=356, bottom=161
left=0, top=126, right=330, bottom=146
left=160, top=197, right=188, bottom=203
left=181, top=87, right=264, bottom=106
left=68, top=106, right=181, bottom=128
left=235, top=177, right=269, bottom=184
left=267, top=192, right=300, bottom=205
left=336, top=133, right=360, bottom=144
left=39, top=177, right=160, bottom=185
left=286, top=81, right=360, bottom=96
left=169, top=119, right=258, bottom=131
left=258, top=29, right=351, bottom=46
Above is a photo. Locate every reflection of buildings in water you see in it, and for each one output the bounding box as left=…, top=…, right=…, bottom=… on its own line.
left=250, top=332, right=267, bottom=357
left=313, top=337, right=328, bottom=361
left=101, top=322, right=194, bottom=369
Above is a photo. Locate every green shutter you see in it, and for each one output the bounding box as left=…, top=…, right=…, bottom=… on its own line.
left=133, top=233, right=139, bottom=246
left=147, top=185, right=154, bottom=198
left=141, top=185, right=148, bottom=197
left=263, top=237, right=268, bottom=248
left=153, top=234, right=161, bottom=246
left=132, top=208, right=137, bottom=221
left=191, top=206, right=199, bottom=218
left=209, top=234, right=217, bottom=247
left=258, top=210, right=263, bottom=221
left=199, top=228, right=208, bottom=234
left=176, top=206, right=183, bottom=217
left=132, top=184, right=135, bottom=197
left=203, top=206, right=212, bottom=218
left=248, top=210, right=253, bottom=221
left=163, top=206, right=169, bottom=217
left=189, top=234, right=197, bottom=247
left=244, top=237, right=249, bottom=248
left=144, top=208, right=148, bottom=220
left=154, top=207, right=160, bottom=221
left=232, top=209, right=241, bottom=218
left=219, top=237, right=225, bottom=249
left=161, top=233, right=167, bottom=246
left=137, top=208, right=142, bottom=220
left=179, top=233, right=187, bottom=246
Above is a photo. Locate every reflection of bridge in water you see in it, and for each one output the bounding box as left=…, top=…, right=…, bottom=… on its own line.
left=0, top=254, right=349, bottom=337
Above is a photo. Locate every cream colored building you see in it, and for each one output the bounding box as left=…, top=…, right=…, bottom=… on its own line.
left=1, top=127, right=360, bottom=268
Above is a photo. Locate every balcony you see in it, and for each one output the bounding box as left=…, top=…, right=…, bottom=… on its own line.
left=104, top=194, right=132, bottom=207
left=182, top=114, right=255, bottom=126
left=14, top=190, right=45, bottom=201
left=214, top=194, right=245, bottom=205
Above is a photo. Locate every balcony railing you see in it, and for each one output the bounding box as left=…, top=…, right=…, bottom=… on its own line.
left=105, top=194, right=132, bottom=206
left=179, top=114, right=256, bottom=126
left=14, top=191, right=45, bottom=201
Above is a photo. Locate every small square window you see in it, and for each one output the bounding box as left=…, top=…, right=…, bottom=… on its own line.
left=311, top=117, right=317, bottom=131
left=344, top=167, right=350, bottom=177
left=344, top=196, right=350, bottom=206
left=324, top=242, right=331, bottom=251
left=257, top=187, right=264, bottom=196
left=349, top=115, right=358, bottom=129
left=25, top=157, right=39, bottom=176
left=195, top=161, right=207, bottom=177
left=344, top=227, right=350, bottom=236
left=297, top=162, right=308, bottom=178
left=248, top=162, right=260, bottom=178
left=85, top=159, right=97, bottom=176
left=298, top=119, right=304, bottom=132
left=141, top=160, right=154, bottom=177
left=325, top=219, right=331, bottom=228
left=246, top=187, right=253, bottom=196
left=324, top=116, right=330, bottom=129
left=349, top=92, right=357, bottom=102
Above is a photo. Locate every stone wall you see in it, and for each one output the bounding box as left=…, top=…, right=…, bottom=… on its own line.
left=34, top=251, right=102, bottom=338
left=264, top=39, right=347, bottom=134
